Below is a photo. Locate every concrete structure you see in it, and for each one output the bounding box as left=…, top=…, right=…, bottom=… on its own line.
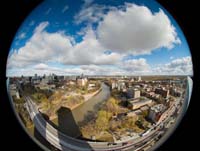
left=144, top=92, right=161, bottom=101
left=155, top=88, right=169, bottom=98
left=140, top=105, right=149, bottom=111
left=117, top=82, right=126, bottom=91
left=69, top=80, right=76, bottom=85
left=133, top=89, right=140, bottom=98
left=127, top=111, right=137, bottom=117
left=138, top=76, right=142, bottom=82
left=111, top=82, right=118, bottom=89
left=9, top=77, right=190, bottom=151
left=31, top=74, right=41, bottom=84
left=170, top=88, right=181, bottom=97
left=148, top=104, right=166, bottom=123
left=12, top=79, right=171, bottom=151
left=129, top=98, right=152, bottom=110
left=41, top=77, right=49, bottom=84
left=10, top=84, right=20, bottom=99
left=77, top=77, right=88, bottom=87
left=88, top=83, right=96, bottom=90
left=145, top=87, right=151, bottom=92
left=21, top=90, right=158, bottom=151
left=126, top=88, right=140, bottom=99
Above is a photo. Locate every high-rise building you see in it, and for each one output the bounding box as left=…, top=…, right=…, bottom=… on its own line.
left=138, top=76, right=142, bottom=82
left=111, top=82, right=118, bottom=89
left=126, top=88, right=140, bottom=99
left=133, top=89, right=140, bottom=98
left=117, top=82, right=126, bottom=91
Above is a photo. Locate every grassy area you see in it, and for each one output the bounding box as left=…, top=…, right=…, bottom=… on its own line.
left=136, top=116, right=151, bottom=130
left=12, top=96, right=33, bottom=128
left=27, top=125, right=35, bottom=136
left=22, top=81, right=101, bottom=119
left=80, top=97, right=145, bottom=141
left=96, top=131, right=114, bottom=142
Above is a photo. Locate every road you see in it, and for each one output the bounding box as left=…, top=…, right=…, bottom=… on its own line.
left=13, top=78, right=191, bottom=151
left=23, top=96, right=166, bottom=151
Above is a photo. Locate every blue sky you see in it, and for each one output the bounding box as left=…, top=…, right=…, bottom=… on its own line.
left=7, top=0, right=193, bottom=76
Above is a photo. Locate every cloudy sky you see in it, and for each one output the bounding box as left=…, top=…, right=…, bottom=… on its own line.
left=6, top=0, right=193, bottom=77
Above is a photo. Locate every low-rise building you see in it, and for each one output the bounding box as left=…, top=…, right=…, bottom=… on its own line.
left=137, top=76, right=142, bottom=82
left=133, top=89, right=140, bottom=98
left=111, top=81, right=118, bottom=89
left=148, top=104, right=166, bottom=123
left=117, top=82, right=126, bottom=91
left=9, top=84, right=20, bottom=99
left=128, top=98, right=152, bottom=110
left=69, top=80, right=76, bottom=85
left=126, top=88, right=140, bottom=99
left=170, top=88, right=181, bottom=97
left=88, top=83, right=96, bottom=90
left=35, top=84, right=56, bottom=90
left=140, top=105, right=149, bottom=111
left=77, top=77, right=88, bottom=87
left=155, top=88, right=169, bottom=98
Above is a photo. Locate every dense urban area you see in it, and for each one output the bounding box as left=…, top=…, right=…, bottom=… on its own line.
left=8, top=74, right=188, bottom=151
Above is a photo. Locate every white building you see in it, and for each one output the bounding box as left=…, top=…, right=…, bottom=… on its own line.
left=129, top=98, right=152, bottom=110
left=77, top=78, right=88, bottom=87
left=133, top=89, right=140, bottom=98
left=148, top=104, right=166, bottom=122
left=88, top=83, right=96, bottom=90
left=117, top=82, right=126, bottom=91
left=111, top=82, right=118, bottom=89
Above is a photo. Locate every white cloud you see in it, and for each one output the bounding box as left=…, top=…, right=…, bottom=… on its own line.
left=7, top=64, right=125, bottom=76
left=80, top=64, right=126, bottom=75
left=7, top=22, right=73, bottom=68
left=8, top=58, right=149, bottom=76
left=61, top=28, right=122, bottom=65
left=7, top=56, right=193, bottom=77
left=97, top=3, right=180, bottom=55
left=121, top=58, right=150, bottom=73
left=83, top=0, right=94, bottom=6
left=17, top=32, right=26, bottom=40
left=7, top=22, right=122, bottom=69
left=7, top=3, right=191, bottom=77
left=74, top=2, right=105, bottom=24
left=34, top=63, right=49, bottom=70
left=153, top=56, right=193, bottom=75
left=62, top=5, right=69, bottom=13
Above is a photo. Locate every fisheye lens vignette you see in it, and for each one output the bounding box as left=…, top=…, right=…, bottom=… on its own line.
left=6, top=0, right=193, bottom=151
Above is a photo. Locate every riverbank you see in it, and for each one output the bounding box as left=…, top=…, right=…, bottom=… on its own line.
left=69, top=87, right=102, bottom=111
left=48, top=83, right=110, bottom=127
left=48, top=87, right=102, bottom=121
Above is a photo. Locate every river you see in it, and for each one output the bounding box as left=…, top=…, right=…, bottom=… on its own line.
left=71, top=82, right=110, bottom=123
left=51, top=82, right=111, bottom=137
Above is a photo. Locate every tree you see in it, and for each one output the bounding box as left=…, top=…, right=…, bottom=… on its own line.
left=95, top=110, right=112, bottom=131
left=142, top=110, right=149, bottom=118
left=106, top=97, right=119, bottom=115
left=136, top=116, right=150, bottom=130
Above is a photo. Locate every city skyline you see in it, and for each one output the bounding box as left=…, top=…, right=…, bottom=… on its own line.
left=6, top=0, right=193, bottom=77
